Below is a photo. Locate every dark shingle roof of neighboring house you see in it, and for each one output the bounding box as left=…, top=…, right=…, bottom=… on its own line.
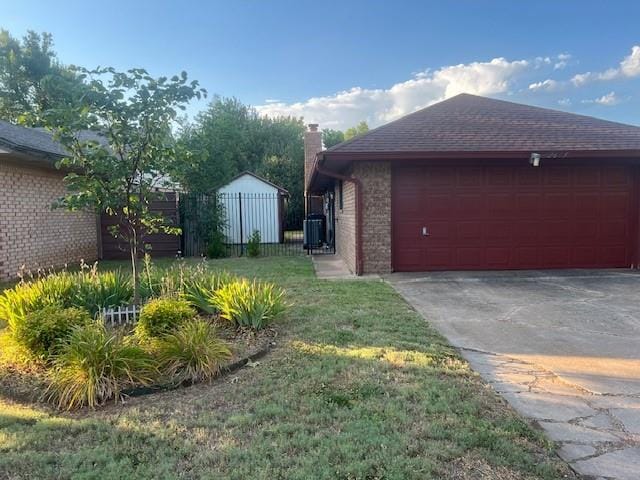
left=0, top=120, right=68, bottom=157
left=325, top=93, right=640, bottom=155
left=0, top=120, right=105, bottom=160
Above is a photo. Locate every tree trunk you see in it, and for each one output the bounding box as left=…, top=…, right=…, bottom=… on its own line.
left=130, top=227, right=141, bottom=304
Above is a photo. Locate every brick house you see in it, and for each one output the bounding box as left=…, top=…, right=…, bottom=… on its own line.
left=0, top=121, right=98, bottom=281
left=304, top=93, right=640, bottom=275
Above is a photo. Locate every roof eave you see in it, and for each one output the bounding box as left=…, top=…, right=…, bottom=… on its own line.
left=307, top=148, right=640, bottom=193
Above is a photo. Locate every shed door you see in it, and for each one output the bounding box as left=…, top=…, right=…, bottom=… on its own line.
left=392, top=164, right=636, bottom=271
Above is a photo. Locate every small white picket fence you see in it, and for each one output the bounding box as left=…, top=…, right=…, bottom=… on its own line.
left=101, top=305, right=140, bottom=327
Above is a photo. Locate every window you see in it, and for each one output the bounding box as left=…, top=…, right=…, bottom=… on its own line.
left=338, top=180, right=343, bottom=210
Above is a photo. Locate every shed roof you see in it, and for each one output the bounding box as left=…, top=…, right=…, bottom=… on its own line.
left=220, top=171, right=289, bottom=195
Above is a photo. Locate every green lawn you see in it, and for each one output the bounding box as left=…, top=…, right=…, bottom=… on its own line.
left=0, top=257, right=572, bottom=479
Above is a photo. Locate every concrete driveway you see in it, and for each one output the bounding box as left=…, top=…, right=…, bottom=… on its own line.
left=387, top=270, right=640, bottom=480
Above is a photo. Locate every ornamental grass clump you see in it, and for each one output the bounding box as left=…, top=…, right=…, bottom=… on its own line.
left=47, top=322, right=157, bottom=410
left=135, top=297, right=196, bottom=340
left=155, top=319, right=232, bottom=384
left=214, top=279, right=287, bottom=330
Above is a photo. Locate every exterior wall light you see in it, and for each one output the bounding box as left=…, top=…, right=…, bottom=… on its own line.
left=530, top=152, right=541, bottom=167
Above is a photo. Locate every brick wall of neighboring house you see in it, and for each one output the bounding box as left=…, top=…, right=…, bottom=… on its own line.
left=333, top=167, right=357, bottom=273
left=353, top=161, right=392, bottom=274
left=0, top=158, right=98, bottom=281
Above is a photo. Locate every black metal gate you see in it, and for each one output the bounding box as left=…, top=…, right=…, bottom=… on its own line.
left=180, top=192, right=304, bottom=257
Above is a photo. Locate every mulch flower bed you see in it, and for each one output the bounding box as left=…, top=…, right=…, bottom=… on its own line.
left=0, top=322, right=277, bottom=408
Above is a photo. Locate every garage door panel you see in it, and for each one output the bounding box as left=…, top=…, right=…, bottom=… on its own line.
left=541, top=246, right=570, bottom=267
left=545, top=167, right=570, bottom=186
left=457, top=222, right=482, bottom=240
left=571, top=247, right=598, bottom=266
left=393, top=164, right=635, bottom=271
left=486, top=248, right=511, bottom=267
left=574, top=167, right=600, bottom=186
left=457, top=194, right=485, bottom=217
left=426, top=248, right=453, bottom=268
left=456, top=248, right=484, bottom=267
left=540, top=221, right=571, bottom=243
left=543, top=193, right=571, bottom=217
left=574, top=194, right=600, bottom=217
left=603, top=167, right=631, bottom=186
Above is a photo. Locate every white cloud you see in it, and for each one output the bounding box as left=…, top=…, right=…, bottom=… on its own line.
left=620, top=45, right=640, bottom=76
left=582, top=91, right=621, bottom=106
left=529, top=79, right=561, bottom=91
left=264, top=98, right=280, bottom=104
left=554, top=53, right=571, bottom=70
left=571, top=45, right=640, bottom=86
left=256, top=57, right=531, bottom=129
left=558, top=98, right=572, bottom=106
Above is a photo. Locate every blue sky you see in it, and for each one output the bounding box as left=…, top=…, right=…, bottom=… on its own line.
left=3, top=1, right=640, bottom=129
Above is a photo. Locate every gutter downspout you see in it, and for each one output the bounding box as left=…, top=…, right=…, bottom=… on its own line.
left=315, top=161, right=364, bottom=276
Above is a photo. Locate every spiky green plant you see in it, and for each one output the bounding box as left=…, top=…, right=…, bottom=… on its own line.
left=155, top=319, right=232, bottom=384
left=214, top=279, right=287, bottom=329
left=182, top=271, right=233, bottom=314
left=46, top=322, right=157, bottom=410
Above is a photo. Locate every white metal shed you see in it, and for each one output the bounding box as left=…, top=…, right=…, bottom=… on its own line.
left=218, top=172, right=289, bottom=244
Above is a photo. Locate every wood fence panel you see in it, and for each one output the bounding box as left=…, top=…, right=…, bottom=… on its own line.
left=100, top=192, right=180, bottom=260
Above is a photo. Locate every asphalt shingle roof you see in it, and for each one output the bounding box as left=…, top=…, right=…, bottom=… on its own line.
left=0, top=120, right=68, bottom=156
left=326, top=93, right=640, bottom=154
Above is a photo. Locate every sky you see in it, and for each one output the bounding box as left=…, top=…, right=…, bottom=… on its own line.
left=3, top=1, right=640, bottom=130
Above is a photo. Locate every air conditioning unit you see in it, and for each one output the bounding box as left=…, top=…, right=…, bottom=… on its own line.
left=303, top=214, right=325, bottom=249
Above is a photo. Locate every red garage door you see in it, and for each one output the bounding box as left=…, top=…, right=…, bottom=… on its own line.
left=392, top=164, right=637, bottom=271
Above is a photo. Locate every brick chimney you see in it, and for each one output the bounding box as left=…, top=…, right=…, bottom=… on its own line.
left=304, top=123, right=322, bottom=194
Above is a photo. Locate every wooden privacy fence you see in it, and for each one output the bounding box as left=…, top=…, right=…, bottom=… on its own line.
left=99, top=192, right=181, bottom=260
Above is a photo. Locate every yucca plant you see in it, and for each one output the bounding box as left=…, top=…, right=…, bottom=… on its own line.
left=46, top=322, right=157, bottom=410
left=182, top=271, right=233, bottom=314
left=155, top=319, right=232, bottom=384
left=214, top=279, right=287, bottom=329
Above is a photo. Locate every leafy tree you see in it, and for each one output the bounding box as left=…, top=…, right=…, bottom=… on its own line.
left=322, top=128, right=344, bottom=148
left=46, top=67, right=205, bottom=301
left=173, top=96, right=262, bottom=192
left=0, top=30, right=85, bottom=125
left=173, top=97, right=306, bottom=227
left=344, top=120, right=369, bottom=140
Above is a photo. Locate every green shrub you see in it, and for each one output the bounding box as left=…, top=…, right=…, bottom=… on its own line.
left=207, top=230, right=227, bottom=259
left=47, top=322, right=157, bottom=409
left=182, top=271, right=233, bottom=314
left=214, top=279, right=287, bottom=329
left=246, top=230, right=261, bottom=257
left=12, top=306, right=92, bottom=359
left=135, top=297, right=195, bottom=340
left=155, top=319, right=232, bottom=384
